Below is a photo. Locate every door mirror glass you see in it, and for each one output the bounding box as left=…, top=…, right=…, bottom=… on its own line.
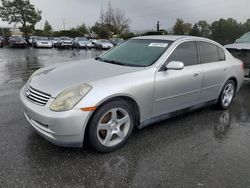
left=166, top=61, right=184, bottom=70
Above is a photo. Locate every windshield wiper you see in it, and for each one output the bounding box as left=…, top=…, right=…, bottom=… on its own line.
left=95, top=57, right=145, bottom=67
left=95, top=57, right=125, bottom=66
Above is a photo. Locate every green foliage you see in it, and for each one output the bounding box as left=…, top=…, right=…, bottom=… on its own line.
left=145, top=30, right=167, bottom=36
left=77, top=23, right=89, bottom=35
left=0, top=27, right=11, bottom=38
left=210, top=18, right=246, bottom=44
left=0, top=0, right=42, bottom=36
left=119, top=32, right=135, bottom=40
left=190, top=23, right=200, bottom=36
left=172, top=18, right=250, bottom=45
left=173, top=18, right=192, bottom=35
left=43, top=20, right=52, bottom=36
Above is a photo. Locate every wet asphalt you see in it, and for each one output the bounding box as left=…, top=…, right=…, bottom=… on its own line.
left=0, top=47, right=250, bottom=188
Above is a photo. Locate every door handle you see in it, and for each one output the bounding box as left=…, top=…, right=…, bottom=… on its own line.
left=194, top=72, right=201, bottom=77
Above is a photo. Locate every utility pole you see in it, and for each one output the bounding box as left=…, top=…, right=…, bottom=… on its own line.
left=63, top=19, right=66, bottom=31
left=156, top=21, right=160, bottom=32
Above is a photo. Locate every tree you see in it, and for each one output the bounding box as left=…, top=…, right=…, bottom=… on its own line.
left=43, top=20, right=52, bottom=36
left=0, top=0, right=42, bottom=36
left=76, top=23, right=89, bottom=35
left=91, top=1, right=129, bottom=38
left=173, top=18, right=192, bottom=35
left=111, top=8, right=129, bottom=35
left=198, top=20, right=210, bottom=37
left=190, top=23, right=200, bottom=36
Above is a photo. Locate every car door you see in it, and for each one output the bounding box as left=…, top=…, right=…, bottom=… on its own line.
left=153, top=41, right=203, bottom=117
left=198, top=41, right=229, bottom=102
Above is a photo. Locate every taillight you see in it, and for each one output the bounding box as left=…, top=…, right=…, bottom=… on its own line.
left=241, top=61, right=245, bottom=70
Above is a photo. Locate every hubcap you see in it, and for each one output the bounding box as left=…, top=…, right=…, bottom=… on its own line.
left=97, top=108, right=131, bottom=147
left=222, top=83, right=234, bottom=107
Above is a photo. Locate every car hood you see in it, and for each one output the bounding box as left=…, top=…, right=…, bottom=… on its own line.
left=224, top=43, right=250, bottom=50
left=29, top=59, right=143, bottom=97
left=79, top=41, right=90, bottom=44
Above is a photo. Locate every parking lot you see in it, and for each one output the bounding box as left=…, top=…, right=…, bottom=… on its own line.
left=1, top=47, right=250, bottom=187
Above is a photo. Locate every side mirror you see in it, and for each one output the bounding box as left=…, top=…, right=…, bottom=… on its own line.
left=235, top=38, right=239, bottom=42
left=166, top=61, right=184, bottom=70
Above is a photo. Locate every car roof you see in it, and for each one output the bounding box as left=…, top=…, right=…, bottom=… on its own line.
left=132, top=35, right=211, bottom=42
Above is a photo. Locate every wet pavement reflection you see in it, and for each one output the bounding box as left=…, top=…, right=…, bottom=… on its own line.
left=0, top=48, right=250, bottom=187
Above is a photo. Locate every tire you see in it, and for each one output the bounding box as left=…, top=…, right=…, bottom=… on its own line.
left=216, top=79, right=236, bottom=110
left=87, top=99, right=134, bottom=153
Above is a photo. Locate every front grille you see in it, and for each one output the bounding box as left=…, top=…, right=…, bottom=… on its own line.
left=25, top=85, right=51, bottom=106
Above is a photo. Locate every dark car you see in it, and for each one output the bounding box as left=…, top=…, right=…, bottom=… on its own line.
left=109, top=38, right=124, bottom=46
left=0, top=36, right=3, bottom=47
left=225, top=32, right=250, bottom=78
left=8, top=35, right=27, bottom=48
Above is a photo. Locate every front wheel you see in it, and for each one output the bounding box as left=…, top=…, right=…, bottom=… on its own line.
left=87, top=100, right=134, bottom=153
left=216, top=80, right=236, bottom=110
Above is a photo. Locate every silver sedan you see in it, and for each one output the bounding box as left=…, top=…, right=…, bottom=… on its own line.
left=20, top=35, right=244, bottom=152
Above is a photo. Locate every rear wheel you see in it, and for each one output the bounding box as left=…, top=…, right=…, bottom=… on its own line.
left=217, top=80, right=236, bottom=109
left=87, top=100, right=134, bottom=153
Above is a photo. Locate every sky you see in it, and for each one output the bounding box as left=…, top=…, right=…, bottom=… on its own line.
left=0, top=0, right=250, bottom=32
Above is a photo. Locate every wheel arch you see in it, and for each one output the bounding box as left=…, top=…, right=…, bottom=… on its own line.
left=84, top=95, right=141, bottom=142
left=228, top=76, right=238, bottom=90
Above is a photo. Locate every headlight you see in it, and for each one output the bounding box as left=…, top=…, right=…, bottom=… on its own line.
left=50, top=84, right=92, bottom=112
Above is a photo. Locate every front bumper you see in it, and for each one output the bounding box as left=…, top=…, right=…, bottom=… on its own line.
left=79, top=43, right=92, bottom=48
left=61, top=43, right=73, bottom=47
left=37, top=43, right=52, bottom=48
left=20, top=86, right=91, bottom=147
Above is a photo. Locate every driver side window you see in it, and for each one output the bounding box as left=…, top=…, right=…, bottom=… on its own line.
left=167, top=41, right=198, bottom=66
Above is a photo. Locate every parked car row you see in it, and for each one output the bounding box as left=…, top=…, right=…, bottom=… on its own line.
left=0, top=35, right=124, bottom=50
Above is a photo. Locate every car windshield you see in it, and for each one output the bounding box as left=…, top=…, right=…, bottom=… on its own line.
left=37, top=37, right=49, bottom=41
left=236, top=32, right=250, bottom=43
left=98, top=39, right=172, bottom=67
left=78, top=38, right=88, bottom=41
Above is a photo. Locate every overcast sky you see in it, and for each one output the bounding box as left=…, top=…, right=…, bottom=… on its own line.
left=1, top=0, right=250, bottom=32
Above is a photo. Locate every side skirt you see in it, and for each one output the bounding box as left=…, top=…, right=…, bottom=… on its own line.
left=138, top=100, right=217, bottom=129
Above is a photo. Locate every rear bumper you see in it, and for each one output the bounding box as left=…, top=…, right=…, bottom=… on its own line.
left=20, top=86, right=91, bottom=147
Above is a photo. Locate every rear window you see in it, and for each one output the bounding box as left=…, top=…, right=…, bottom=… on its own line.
left=217, top=47, right=226, bottom=61
left=198, top=42, right=221, bottom=63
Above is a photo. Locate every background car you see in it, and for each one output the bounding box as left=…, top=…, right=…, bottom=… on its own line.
left=20, top=36, right=244, bottom=153
left=51, top=37, right=59, bottom=47
left=55, top=36, right=73, bottom=49
left=8, top=35, right=27, bottom=48
left=73, top=37, right=93, bottom=49
left=95, top=39, right=114, bottom=49
left=0, top=36, right=3, bottom=47
left=109, top=38, right=124, bottom=46
left=33, top=37, right=52, bottom=48
left=225, top=32, right=250, bottom=78
left=29, top=36, right=38, bottom=45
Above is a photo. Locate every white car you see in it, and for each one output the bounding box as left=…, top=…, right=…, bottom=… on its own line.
left=33, top=37, right=52, bottom=48
left=20, top=35, right=244, bottom=152
left=95, top=39, right=114, bottom=49
left=73, top=37, right=93, bottom=49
